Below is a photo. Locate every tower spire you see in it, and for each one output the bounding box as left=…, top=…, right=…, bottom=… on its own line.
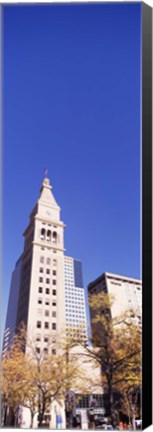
left=42, top=167, right=52, bottom=189
left=44, top=167, right=48, bottom=178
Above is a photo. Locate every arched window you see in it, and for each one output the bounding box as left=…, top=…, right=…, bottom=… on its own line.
left=46, top=230, right=51, bottom=242
left=52, top=231, right=57, bottom=243
left=40, top=228, right=45, bottom=240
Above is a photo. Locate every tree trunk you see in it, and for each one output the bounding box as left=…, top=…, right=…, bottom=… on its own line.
left=108, top=381, right=113, bottom=416
left=107, top=378, right=114, bottom=425
left=38, top=392, right=43, bottom=427
left=38, top=399, right=46, bottom=427
left=30, top=411, right=34, bottom=428
left=132, top=409, right=136, bottom=430
left=9, top=407, right=16, bottom=426
left=38, top=412, right=43, bottom=428
left=3, top=404, right=8, bottom=426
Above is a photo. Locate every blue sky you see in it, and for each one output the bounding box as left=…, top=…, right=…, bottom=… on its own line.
left=2, top=4, right=141, bottom=331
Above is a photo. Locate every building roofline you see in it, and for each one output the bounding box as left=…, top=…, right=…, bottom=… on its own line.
left=88, top=272, right=142, bottom=290
left=15, top=255, right=23, bottom=267
left=105, top=272, right=141, bottom=283
left=64, top=256, right=82, bottom=263
left=88, top=273, right=106, bottom=289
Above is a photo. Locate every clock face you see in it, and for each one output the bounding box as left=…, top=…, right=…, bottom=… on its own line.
left=46, top=210, right=51, bottom=217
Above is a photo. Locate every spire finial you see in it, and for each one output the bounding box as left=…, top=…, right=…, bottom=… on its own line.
left=44, top=167, right=48, bottom=178
left=42, top=168, right=51, bottom=189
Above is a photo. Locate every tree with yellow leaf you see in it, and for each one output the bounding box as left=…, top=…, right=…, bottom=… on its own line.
left=115, top=337, right=141, bottom=429
left=2, top=326, right=93, bottom=428
left=25, top=329, right=97, bottom=428
left=2, top=341, right=27, bottom=426
left=75, top=291, right=141, bottom=427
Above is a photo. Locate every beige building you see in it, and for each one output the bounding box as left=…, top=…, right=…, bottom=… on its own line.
left=88, top=272, right=142, bottom=329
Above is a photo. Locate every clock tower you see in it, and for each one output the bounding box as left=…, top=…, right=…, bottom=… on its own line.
left=16, top=176, right=66, bottom=346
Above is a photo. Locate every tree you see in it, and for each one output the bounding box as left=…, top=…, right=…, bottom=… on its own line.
left=2, top=341, right=27, bottom=426
left=24, top=329, right=91, bottom=427
left=2, top=326, right=92, bottom=428
left=116, top=350, right=141, bottom=429
left=75, top=292, right=141, bottom=427
left=21, top=360, right=38, bottom=428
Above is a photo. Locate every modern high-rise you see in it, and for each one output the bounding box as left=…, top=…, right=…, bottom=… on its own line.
left=2, top=256, right=22, bottom=356
left=64, top=256, right=87, bottom=340
left=88, top=272, right=142, bottom=330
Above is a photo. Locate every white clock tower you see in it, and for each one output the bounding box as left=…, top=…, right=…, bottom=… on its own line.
left=16, top=176, right=66, bottom=349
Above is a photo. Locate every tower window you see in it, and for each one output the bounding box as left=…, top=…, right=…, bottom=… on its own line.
left=46, top=278, right=50, bottom=284
left=53, top=280, right=56, bottom=285
left=36, top=347, right=40, bottom=353
left=39, top=277, right=43, bottom=283
left=52, top=231, right=57, bottom=244
left=46, top=269, right=50, bottom=274
left=40, top=268, right=43, bottom=273
left=37, top=309, right=42, bottom=315
left=37, top=321, right=41, bottom=328
left=40, top=257, right=44, bottom=263
left=44, top=337, right=48, bottom=343
left=45, top=300, right=50, bottom=305
left=52, top=289, right=57, bottom=296
left=46, top=288, right=50, bottom=295
left=52, top=323, right=56, bottom=330
left=53, top=259, right=57, bottom=266
left=46, top=230, right=51, bottom=242
left=52, top=301, right=56, bottom=307
left=52, top=311, right=56, bottom=318
left=38, top=287, right=43, bottom=293
left=38, top=299, right=42, bottom=304
left=45, top=310, right=49, bottom=317
left=53, top=270, right=56, bottom=276
left=46, top=258, right=50, bottom=264
left=44, top=322, right=49, bottom=329
left=40, top=228, right=45, bottom=240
